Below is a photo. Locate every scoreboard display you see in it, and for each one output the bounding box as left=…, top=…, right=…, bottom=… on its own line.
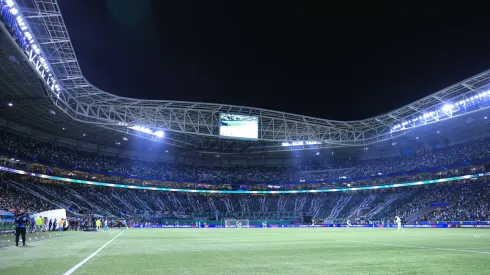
left=219, top=113, right=258, bottom=140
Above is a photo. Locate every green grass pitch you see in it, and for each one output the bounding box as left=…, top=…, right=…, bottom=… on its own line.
left=1, top=228, right=490, bottom=274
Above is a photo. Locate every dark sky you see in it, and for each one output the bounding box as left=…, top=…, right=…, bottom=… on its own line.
left=59, top=1, right=490, bottom=120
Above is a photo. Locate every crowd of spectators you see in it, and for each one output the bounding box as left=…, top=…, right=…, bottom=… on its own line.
left=303, top=139, right=490, bottom=181
left=378, top=176, right=490, bottom=222
left=0, top=178, right=52, bottom=213
left=428, top=187, right=490, bottom=221
left=1, top=174, right=490, bottom=223
left=1, top=131, right=490, bottom=185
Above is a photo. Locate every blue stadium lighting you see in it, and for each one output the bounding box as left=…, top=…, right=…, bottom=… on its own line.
left=154, top=130, right=164, bottom=138
left=441, top=104, right=454, bottom=112
left=0, top=0, right=61, bottom=97
left=282, top=141, right=321, bottom=147
left=0, top=165, right=487, bottom=194
left=391, top=89, right=490, bottom=133
left=129, top=125, right=165, bottom=138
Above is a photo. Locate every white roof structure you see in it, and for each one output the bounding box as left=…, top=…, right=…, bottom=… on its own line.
left=1, top=0, right=490, bottom=155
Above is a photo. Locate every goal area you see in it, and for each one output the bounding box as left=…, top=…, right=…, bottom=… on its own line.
left=224, top=219, right=250, bottom=228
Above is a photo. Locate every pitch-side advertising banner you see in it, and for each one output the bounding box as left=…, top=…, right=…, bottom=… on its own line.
left=132, top=223, right=490, bottom=229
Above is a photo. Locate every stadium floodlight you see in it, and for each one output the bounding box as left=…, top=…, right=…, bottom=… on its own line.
left=10, top=7, right=18, bottom=15
left=154, top=131, right=164, bottom=138
left=130, top=125, right=153, bottom=134
left=8, top=102, right=13, bottom=107
left=441, top=104, right=454, bottom=112
left=129, top=126, right=165, bottom=138
left=6, top=0, right=14, bottom=8
left=281, top=140, right=321, bottom=147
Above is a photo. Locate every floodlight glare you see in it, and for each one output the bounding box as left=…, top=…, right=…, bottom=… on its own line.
left=129, top=126, right=165, bottom=138
left=154, top=131, right=164, bottom=138
left=6, top=0, right=14, bottom=8
left=441, top=104, right=454, bottom=112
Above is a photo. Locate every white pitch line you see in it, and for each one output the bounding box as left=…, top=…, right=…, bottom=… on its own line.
left=342, top=240, right=490, bottom=255
left=63, top=231, right=125, bottom=275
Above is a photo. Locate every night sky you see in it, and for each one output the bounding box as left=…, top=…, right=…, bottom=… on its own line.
left=59, top=1, right=490, bottom=120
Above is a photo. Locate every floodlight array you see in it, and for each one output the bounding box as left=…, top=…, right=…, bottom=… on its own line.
left=0, top=0, right=61, bottom=96
left=281, top=141, right=322, bottom=147
left=129, top=125, right=165, bottom=138
left=391, top=90, right=490, bottom=132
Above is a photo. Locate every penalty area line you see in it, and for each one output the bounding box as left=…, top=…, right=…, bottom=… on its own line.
left=63, top=231, right=125, bottom=275
left=341, top=240, right=490, bottom=255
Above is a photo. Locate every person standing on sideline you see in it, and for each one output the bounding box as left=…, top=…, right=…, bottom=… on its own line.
left=95, top=219, right=101, bottom=231
left=15, top=210, right=29, bottom=246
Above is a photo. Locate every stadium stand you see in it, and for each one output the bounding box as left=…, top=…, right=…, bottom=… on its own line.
left=1, top=127, right=490, bottom=226
left=1, top=0, right=490, bottom=233
left=0, top=130, right=489, bottom=186
left=1, top=175, right=490, bottom=225
left=0, top=128, right=489, bottom=227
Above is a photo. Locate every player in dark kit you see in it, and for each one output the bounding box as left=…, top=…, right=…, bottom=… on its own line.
left=15, top=210, right=29, bottom=246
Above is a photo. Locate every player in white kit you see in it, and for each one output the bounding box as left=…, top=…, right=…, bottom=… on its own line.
left=396, top=216, right=404, bottom=232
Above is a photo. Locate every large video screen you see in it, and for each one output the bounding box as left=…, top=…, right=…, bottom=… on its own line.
left=219, top=113, right=258, bottom=140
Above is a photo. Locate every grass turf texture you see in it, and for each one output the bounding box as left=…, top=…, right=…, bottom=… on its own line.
left=1, top=228, right=490, bottom=275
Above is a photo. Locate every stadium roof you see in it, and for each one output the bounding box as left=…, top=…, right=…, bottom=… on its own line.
left=1, top=0, right=490, bottom=157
